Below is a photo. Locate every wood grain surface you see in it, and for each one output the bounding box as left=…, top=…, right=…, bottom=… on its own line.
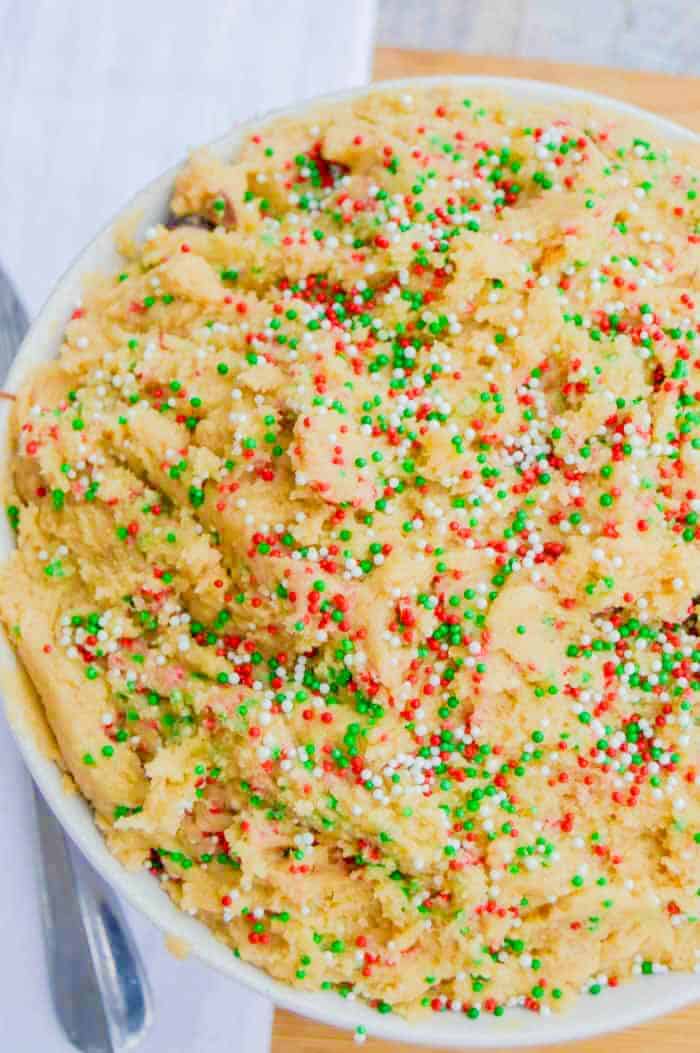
left=375, top=48, right=700, bottom=133
left=273, top=47, right=700, bottom=1053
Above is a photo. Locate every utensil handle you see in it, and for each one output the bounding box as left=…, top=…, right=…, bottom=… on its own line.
left=33, top=784, right=152, bottom=1052
left=72, top=842, right=153, bottom=1050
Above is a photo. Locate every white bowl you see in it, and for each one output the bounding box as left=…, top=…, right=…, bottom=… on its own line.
left=1, top=75, right=699, bottom=1047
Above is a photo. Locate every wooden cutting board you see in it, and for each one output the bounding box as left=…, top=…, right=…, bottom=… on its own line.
left=272, top=48, right=700, bottom=1053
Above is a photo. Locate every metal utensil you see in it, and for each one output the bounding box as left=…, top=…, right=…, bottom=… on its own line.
left=34, top=786, right=153, bottom=1051
left=1, top=267, right=153, bottom=1051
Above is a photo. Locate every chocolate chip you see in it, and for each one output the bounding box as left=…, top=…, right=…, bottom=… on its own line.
left=165, top=212, right=216, bottom=231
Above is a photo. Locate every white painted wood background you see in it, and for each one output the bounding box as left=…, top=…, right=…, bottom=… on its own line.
left=378, top=0, right=700, bottom=74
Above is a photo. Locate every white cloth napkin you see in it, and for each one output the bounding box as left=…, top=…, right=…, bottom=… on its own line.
left=0, top=1, right=376, bottom=1049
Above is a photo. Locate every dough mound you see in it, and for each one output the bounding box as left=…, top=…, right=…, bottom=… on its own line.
left=2, top=85, right=699, bottom=1022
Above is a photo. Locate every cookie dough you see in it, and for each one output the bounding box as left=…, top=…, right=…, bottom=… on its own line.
left=1, top=84, right=699, bottom=1022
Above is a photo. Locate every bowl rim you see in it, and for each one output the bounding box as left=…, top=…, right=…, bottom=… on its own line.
left=1, top=73, right=699, bottom=1048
